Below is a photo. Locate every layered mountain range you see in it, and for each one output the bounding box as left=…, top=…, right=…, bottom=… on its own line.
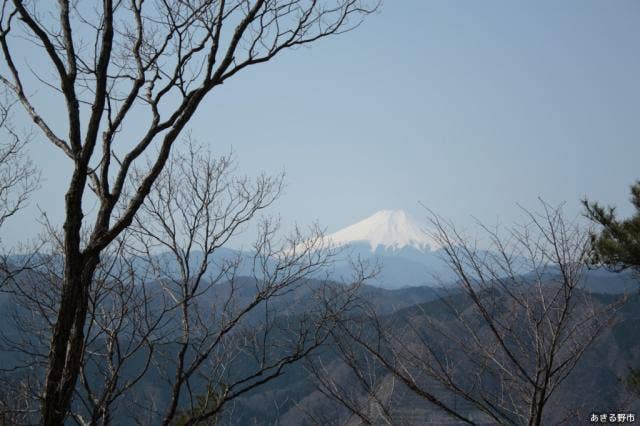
left=1, top=210, right=637, bottom=424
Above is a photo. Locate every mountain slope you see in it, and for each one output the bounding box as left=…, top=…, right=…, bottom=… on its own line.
left=325, top=209, right=439, bottom=253
left=322, top=210, right=454, bottom=289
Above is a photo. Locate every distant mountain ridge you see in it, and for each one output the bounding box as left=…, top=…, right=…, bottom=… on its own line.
left=8, top=210, right=637, bottom=292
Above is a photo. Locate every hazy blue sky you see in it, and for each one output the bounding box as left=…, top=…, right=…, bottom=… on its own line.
left=3, top=0, right=640, bottom=248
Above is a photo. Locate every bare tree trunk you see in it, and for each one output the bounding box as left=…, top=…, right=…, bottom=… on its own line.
left=42, top=166, right=90, bottom=424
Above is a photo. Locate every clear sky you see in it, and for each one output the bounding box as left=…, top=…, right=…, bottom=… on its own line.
left=3, top=0, right=640, bottom=248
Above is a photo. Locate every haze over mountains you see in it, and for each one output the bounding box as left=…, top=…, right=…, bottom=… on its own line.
left=12, top=209, right=635, bottom=293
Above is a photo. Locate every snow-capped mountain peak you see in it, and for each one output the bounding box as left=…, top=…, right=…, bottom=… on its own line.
left=324, top=209, right=440, bottom=252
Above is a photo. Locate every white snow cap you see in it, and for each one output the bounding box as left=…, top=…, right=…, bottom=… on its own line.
left=325, top=209, right=440, bottom=252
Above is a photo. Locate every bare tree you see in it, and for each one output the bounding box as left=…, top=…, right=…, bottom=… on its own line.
left=0, top=98, right=36, bottom=228
left=122, top=143, right=369, bottom=425
left=0, top=241, right=62, bottom=424
left=0, top=143, right=372, bottom=424
left=0, top=0, right=377, bottom=422
left=311, top=203, right=618, bottom=425
left=0, top=92, right=39, bottom=289
left=305, top=323, right=396, bottom=425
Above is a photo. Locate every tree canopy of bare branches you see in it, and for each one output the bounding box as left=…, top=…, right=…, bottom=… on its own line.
left=0, top=91, right=39, bottom=290
left=0, top=0, right=377, bottom=423
left=0, top=142, right=372, bottom=424
left=311, top=203, right=618, bottom=425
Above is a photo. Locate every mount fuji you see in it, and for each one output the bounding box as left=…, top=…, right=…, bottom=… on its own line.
left=324, top=209, right=440, bottom=253
left=324, top=210, right=455, bottom=289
